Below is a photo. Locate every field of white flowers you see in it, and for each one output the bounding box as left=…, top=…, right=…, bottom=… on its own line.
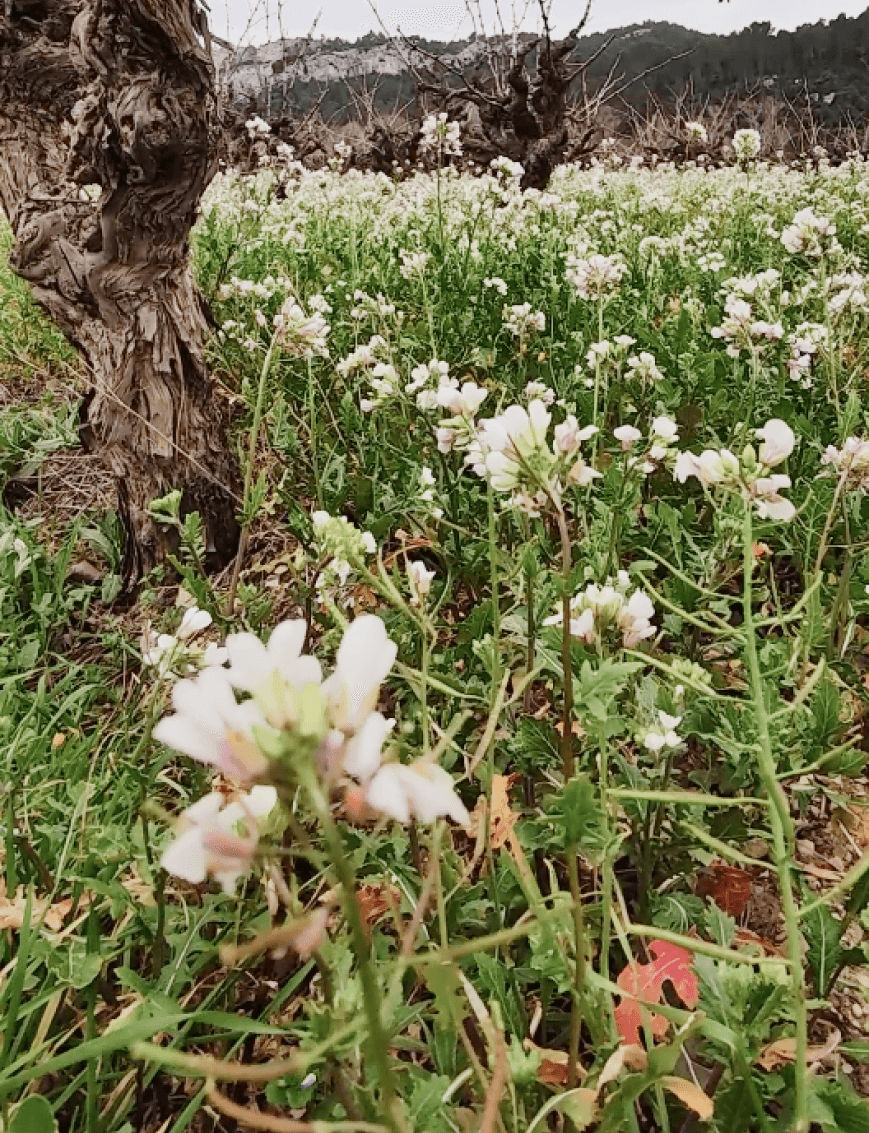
left=2, top=141, right=869, bottom=1131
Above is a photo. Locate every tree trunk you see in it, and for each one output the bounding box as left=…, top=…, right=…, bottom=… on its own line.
left=0, top=0, right=240, bottom=585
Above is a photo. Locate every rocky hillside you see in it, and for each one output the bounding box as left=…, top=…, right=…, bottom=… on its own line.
left=214, top=12, right=869, bottom=125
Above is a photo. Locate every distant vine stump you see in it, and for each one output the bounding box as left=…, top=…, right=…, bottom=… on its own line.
left=0, top=1, right=241, bottom=585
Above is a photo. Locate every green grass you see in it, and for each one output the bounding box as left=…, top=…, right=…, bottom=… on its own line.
left=0, top=223, right=75, bottom=384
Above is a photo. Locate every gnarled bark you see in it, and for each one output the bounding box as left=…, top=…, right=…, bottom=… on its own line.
left=0, top=0, right=240, bottom=585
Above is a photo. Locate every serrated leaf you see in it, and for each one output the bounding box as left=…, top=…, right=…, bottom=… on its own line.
left=803, top=904, right=844, bottom=996
left=614, top=940, right=699, bottom=1045
left=574, top=660, right=643, bottom=724
left=475, top=952, right=523, bottom=1037
left=509, top=719, right=560, bottom=769
left=810, top=1078, right=869, bottom=1132
left=555, top=774, right=610, bottom=862
left=713, top=1078, right=756, bottom=1132
left=811, top=678, right=841, bottom=741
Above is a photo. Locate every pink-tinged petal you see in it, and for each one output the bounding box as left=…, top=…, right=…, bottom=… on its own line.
left=344, top=713, right=392, bottom=781
left=224, top=634, right=269, bottom=691
left=757, top=497, right=796, bottom=522
left=184, top=792, right=225, bottom=824
left=161, top=828, right=207, bottom=883
left=202, top=829, right=254, bottom=861
left=757, top=419, right=795, bottom=467
left=197, top=666, right=242, bottom=717
left=172, top=668, right=238, bottom=734
left=213, top=865, right=246, bottom=894
left=153, top=714, right=220, bottom=766
left=337, top=616, right=397, bottom=686
left=170, top=677, right=224, bottom=738
left=233, top=699, right=269, bottom=735
left=406, top=765, right=470, bottom=826
left=365, top=765, right=411, bottom=823
left=267, top=620, right=307, bottom=667
left=245, top=785, right=279, bottom=819
left=333, top=616, right=397, bottom=727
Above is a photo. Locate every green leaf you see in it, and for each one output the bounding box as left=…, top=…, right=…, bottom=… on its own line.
left=810, top=1078, right=869, bottom=1132
left=803, top=904, right=844, bottom=996
left=574, top=660, right=643, bottom=725
left=507, top=1035, right=541, bottom=1087
left=10, top=1097, right=57, bottom=1133
left=405, top=1069, right=455, bottom=1133
left=46, top=940, right=102, bottom=990
left=475, top=952, right=523, bottom=1037
left=713, top=1077, right=756, bottom=1132
left=811, top=679, right=841, bottom=742
left=704, top=903, right=736, bottom=947
left=553, top=774, right=610, bottom=863
left=848, top=867, right=869, bottom=920
left=509, top=719, right=560, bottom=771
left=147, top=489, right=183, bottom=526
left=559, top=1089, right=598, bottom=1130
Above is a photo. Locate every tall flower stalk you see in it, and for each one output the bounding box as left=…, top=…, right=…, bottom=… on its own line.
left=742, top=506, right=809, bottom=1132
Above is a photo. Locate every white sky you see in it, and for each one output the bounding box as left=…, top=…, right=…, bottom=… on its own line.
left=211, top=0, right=868, bottom=44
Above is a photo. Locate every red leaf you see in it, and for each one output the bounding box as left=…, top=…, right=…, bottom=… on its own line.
left=613, top=940, right=699, bottom=1046
left=696, top=861, right=753, bottom=916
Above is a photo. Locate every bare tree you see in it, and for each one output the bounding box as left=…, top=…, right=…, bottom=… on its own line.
left=0, top=1, right=240, bottom=585
left=401, top=0, right=609, bottom=188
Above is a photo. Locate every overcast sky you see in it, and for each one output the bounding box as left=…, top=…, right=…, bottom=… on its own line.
left=212, top=0, right=868, bottom=44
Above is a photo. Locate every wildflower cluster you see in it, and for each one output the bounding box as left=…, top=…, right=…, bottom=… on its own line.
left=419, top=112, right=462, bottom=159
left=780, top=207, right=839, bottom=258
left=710, top=296, right=784, bottom=357
left=566, top=251, right=628, bottom=300
left=502, top=303, right=545, bottom=339
left=311, top=510, right=377, bottom=594
left=273, top=296, right=330, bottom=357
left=466, top=400, right=599, bottom=514
left=155, top=615, right=471, bottom=891
left=732, top=128, right=761, bottom=163
left=821, top=437, right=869, bottom=491
left=543, top=571, right=657, bottom=649
left=433, top=377, right=489, bottom=454
left=141, top=606, right=225, bottom=676
left=614, top=415, right=681, bottom=475
left=675, top=418, right=797, bottom=521
left=787, top=322, right=828, bottom=386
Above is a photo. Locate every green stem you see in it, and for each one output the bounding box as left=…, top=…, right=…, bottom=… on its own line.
left=552, top=504, right=587, bottom=1088
left=487, top=486, right=501, bottom=694
left=742, top=506, right=808, bottom=1132
left=308, top=356, right=323, bottom=509
left=420, top=628, right=430, bottom=758
left=554, top=505, right=575, bottom=782
left=591, top=301, right=605, bottom=459
left=813, top=466, right=849, bottom=578
left=599, top=741, right=614, bottom=989
left=828, top=503, right=853, bottom=658
left=137, top=700, right=167, bottom=975
left=228, top=335, right=279, bottom=610
left=300, top=768, right=405, bottom=1133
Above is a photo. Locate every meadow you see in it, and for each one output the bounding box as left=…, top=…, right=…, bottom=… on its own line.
left=1, top=142, right=869, bottom=1131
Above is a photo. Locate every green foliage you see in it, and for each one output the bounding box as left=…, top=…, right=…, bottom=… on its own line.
left=552, top=774, right=611, bottom=863
left=3, top=150, right=869, bottom=1133
left=9, top=1097, right=58, bottom=1133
